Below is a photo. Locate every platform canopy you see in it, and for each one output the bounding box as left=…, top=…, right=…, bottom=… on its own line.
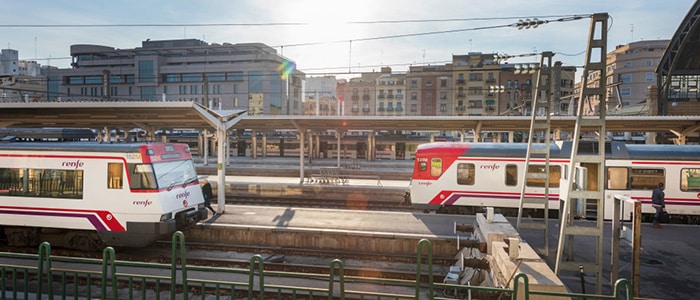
left=0, top=101, right=699, bottom=134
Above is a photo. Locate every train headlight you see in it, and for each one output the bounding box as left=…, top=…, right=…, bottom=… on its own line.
left=160, top=212, right=172, bottom=221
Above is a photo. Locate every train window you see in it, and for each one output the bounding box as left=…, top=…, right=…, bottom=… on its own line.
left=0, top=167, right=83, bottom=199
left=419, top=161, right=428, bottom=171
left=526, top=165, right=561, bottom=187
left=107, top=163, right=123, bottom=189
left=457, top=163, right=475, bottom=185
left=128, top=164, right=157, bottom=190
left=430, top=158, right=442, bottom=177
left=680, top=168, right=700, bottom=191
left=629, top=168, right=664, bottom=190
left=505, top=164, right=517, bottom=186
left=607, top=167, right=629, bottom=190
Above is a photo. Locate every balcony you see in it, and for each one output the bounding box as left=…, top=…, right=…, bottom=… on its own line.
left=362, top=95, right=370, bottom=100
left=457, top=93, right=466, bottom=98
left=387, top=107, right=394, bottom=112
left=395, top=94, right=403, bottom=99
left=387, top=94, right=394, bottom=99
left=378, top=94, right=385, bottom=99
left=351, top=108, right=359, bottom=112
left=362, top=108, right=370, bottom=112
left=456, top=79, right=466, bottom=85
left=378, top=107, right=385, bottom=112
left=351, top=95, right=359, bottom=100
left=396, top=107, right=403, bottom=112
left=486, top=78, right=496, bottom=83
left=455, top=105, right=465, bottom=112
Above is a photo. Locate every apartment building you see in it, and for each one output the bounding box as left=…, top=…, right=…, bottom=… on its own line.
left=48, top=39, right=305, bottom=115
left=337, top=72, right=380, bottom=116
left=375, top=67, right=406, bottom=116
left=578, top=40, right=668, bottom=115
left=406, top=64, right=453, bottom=116
left=452, top=53, right=501, bottom=116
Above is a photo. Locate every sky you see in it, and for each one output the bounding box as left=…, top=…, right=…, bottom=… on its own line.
left=2, top=0, right=695, bottom=78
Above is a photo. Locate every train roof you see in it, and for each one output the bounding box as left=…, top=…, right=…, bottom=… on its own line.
left=417, top=141, right=700, bottom=161
left=0, top=142, right=178, bottom=153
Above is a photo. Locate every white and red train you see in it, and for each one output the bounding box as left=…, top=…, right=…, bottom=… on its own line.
left=410, top=141, right=700, bottom=223
left=0, top=142, right=208, bottom=250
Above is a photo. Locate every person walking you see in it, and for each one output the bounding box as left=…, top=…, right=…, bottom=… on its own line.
left=201, top=178, right=217, bottom=216
left=651, top=182, right=666, bottom=228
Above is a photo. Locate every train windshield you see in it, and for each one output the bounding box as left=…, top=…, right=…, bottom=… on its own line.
left=128, top=160, right=198, bottom=190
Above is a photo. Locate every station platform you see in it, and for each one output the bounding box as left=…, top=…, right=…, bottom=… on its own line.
left=186, top=204, right=472, bottom=259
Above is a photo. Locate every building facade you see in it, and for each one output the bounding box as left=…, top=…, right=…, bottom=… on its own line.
left=406, top=64, right=453, bottom=116
left=375, top=67, right=406, bottom=116
left=48, top=39, right=305, bottom=115
left=304, top=76, right=338, bottom=116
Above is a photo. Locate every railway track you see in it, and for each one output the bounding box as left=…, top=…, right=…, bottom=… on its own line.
left=1, top=240, right=488, bottom=288
left=227, top=195, right=412, bottom=211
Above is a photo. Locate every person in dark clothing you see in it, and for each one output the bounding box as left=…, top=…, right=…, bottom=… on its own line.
left=651, top=182, right=666, bottom=228
left=201, top=178, right=216, bottom=215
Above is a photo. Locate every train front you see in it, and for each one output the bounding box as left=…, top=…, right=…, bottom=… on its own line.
left=99, top=143, right=207, bottom=247
left=409, top=142, right=470, bottom=211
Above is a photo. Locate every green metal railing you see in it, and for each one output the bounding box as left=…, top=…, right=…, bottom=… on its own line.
left=0, top=232, right=632, bottom=299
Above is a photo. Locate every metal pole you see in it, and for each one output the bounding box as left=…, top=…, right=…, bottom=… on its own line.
left=632, top=200, right=641, bottom=297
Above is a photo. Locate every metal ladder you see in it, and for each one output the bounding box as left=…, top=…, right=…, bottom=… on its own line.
left=554, top=13, right=608, bottom=294
left=516, top=51, right=555, bottom=257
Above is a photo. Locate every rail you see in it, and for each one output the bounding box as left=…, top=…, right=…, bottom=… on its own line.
left=306, top=166, right=382, bottom=186
left=0, top=232, right=635, bottom=300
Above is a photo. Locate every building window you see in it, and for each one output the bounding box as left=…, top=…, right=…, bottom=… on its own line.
left=620, top=87, right=632, bottom=96
left=411, top=104, right=417, bottom=112
left=182, top=73, right=203, bottom=82
left=140, top=86, right=156, bottom=101
left=226, top=72, right=244, bottom=81
left=206, top=73, right=226, bottom=82
left=646, top=72, right=655, bottom=82
left=440, top=103, right=447, bottom=112
left=411, top=92, right=418, bottom=100
left=85, top=76, right=102, bottom=85
left=440, top=92, right=447, bottom=100
left=138, top=60, right=155, bottom=83
left=440, top=79, right=447, bottom=87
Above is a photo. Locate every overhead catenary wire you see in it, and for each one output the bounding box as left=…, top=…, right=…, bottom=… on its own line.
left=9, top=14, right=593, bottom=72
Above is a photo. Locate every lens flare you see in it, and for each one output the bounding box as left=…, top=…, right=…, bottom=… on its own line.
left=277, top=60, right=296, bottom=80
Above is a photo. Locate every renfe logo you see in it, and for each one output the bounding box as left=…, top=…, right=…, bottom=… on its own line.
left=480, top=163, right=500, bottom=171
left=176, top=190, right=191, bottom=199
left=133, top=199, right=152, bottom=207
left=62, top=160, right=85, bottom=169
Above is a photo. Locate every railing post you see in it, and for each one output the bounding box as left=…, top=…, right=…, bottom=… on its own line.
left=170, top=231, right=188, bottom=300
left=613, top=278, right=632, bottom=300
left=101, top=247, right=118, bottom=299
left=37, top=242, right=52, bottom=299
left=511, top=273, right=530, bottom=300
left=416, top=239, right=433, bottom=299
left=329, top=259, right=345, bottom=300
left=248, top=255, right=265, bottom=300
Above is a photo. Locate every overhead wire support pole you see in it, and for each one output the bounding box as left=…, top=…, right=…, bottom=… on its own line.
left=516, top=51, right=555, bottom=257
left=554, top=13, right=608, bottom=295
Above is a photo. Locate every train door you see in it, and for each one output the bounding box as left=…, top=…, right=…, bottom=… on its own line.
left=396, top=142, right=406, bottom=160
left=356, top=141, right=367, bottom=159
left=237, top=140, right=247, bottom=156
left=605, top=165, right=633, bottom=221
left=279, top=138, right=285, bottom=157
left=319, top=141, right=328, bottom=158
